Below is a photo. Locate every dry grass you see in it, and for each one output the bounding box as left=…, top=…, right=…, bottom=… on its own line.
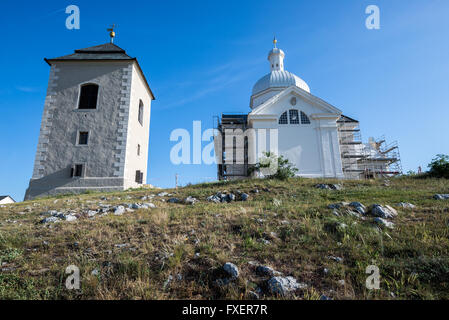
left=0, top=177, right=448, bottom=300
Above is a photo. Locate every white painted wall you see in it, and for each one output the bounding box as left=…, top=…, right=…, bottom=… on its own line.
left=249, top=90, right=343, bottom=178
left=123, top=63, right=152, bottom=189
left=0, top=197, right=15, bottom=205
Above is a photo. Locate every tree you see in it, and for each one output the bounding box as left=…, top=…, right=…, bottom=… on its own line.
left=249, top=152, right=298, bottom=180
left=427, top=154, right=449, bottom=179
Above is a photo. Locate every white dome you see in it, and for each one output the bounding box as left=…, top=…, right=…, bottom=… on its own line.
left=252, top=70, right=310, bottom=95
left=251, top=42, right=310, bottom=97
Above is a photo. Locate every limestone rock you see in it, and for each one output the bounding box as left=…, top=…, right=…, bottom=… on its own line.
left=267, top=276, right=307, bottom=296
left=370, top=204, right=398, bottom=219
left=223, top=262, right=239, bottom=278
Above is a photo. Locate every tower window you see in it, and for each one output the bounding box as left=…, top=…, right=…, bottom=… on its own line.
left=78, top=84, right=99, bottom=109
left=300, top=111, right=311, bottom=124
left=135, top=170, right=143, bottom=184
left=279, top=111, right=288, bottom=124
left=71, top=164, right=84, bottom=178
left=77, top=131, right=89, bottom=145
left=137, top=144, right=141, bottom=156
left=289, top=109, right=299, bottom=124
left=138, top=100, right=144, bottom=126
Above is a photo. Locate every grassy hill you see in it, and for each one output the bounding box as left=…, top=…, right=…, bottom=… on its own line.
left=0, top=177, right=448, bottom=300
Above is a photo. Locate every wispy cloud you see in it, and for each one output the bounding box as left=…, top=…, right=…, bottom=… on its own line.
left=158, top=56, right=265, bottom=110
left=16, top=86, right=40, bottom=93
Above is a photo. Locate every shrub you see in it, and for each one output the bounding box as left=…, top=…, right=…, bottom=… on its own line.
left=249, top=151, right=298, bottom=180
left=427, top=154, right=449, bottom=179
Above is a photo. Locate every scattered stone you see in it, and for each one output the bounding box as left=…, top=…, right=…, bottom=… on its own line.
left=158, top=192, right=169, bottom=197
left=434, top=194, right=449, bottom=200
left=65, top=215, right=77, bottom=222
left=267, top=276, right=307, bottom=296
left=251, top=189, right=260, bottom=194
left=316, top=184, right=342, bottom=190
left=41, top=210, right=59, bottom=217
left=223, top=262, right=239, bottom=278
left=248, top=291, right=260, bottom=300
left=241, top=193, right=249, bottom=201
left=91, top=269, right=100, bottom=276
left=40, top=216, right=60, bottom=224
left=163, top=275, right=173, bottom=290
left=349, top=202, right=366, bottom=215
left=113, top=206, right=125, bottom=216
left=337, top=279, right=345, bottom=286
left=320, top=294, right=332, bottom=300
left=206, top=195, right=220, bottom=203
left=87, top=210, right=97, bottom=218
left=327, top=202, right=349, bottom=209
left=256, top=265, right=282, bottom=277
left=370, top=204, right=398, bottom=219
left=131, top=203, right=142, bottom=209
left=397, top=202, right=416, bottom=209
left=168, top=198, right=180, bottom=204
left=328, top=256, right=343, bottom=263
left=374, top=217, right=395, bottom=229
left=184, top=196, right=198, bottom=205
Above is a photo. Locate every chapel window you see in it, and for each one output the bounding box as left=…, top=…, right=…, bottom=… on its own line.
left=289, top=109, right=300, bottom=124
left=279, top=111, right=288, bottom=124
left=301, top=111, right=311, bottom=124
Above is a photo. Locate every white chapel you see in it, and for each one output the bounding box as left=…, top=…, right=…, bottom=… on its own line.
left=216, top=39, right=401, bottom=180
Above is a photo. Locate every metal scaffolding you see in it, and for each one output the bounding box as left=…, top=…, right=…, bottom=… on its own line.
left=214, top=114, right=250, bottom=181
left=337, top=115, right=402, bottom=179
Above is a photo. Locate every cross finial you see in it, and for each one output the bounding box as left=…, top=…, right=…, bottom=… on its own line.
left=273, top=36, right=277, bottom=48
left=107, top=24, right=116, bottom=43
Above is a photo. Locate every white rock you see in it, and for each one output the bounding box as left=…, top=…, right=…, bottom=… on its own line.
left=267, top=276, right=307, bottom=296
left=223, top=262, right=239, bottom=278
left=113, top=206, right=125, bottom=216
left=370, top=204, right=398, bottom=219
left=374, top=217, right=395, bottom=229
left=397, top=202, right=416, bottom=209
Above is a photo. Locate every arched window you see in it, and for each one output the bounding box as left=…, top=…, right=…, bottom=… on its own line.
left=300, top=111, right=311, bottom=124
left=289, top=109, right=299, bottom=124
left=138, top=100, right=144, bottom=125
left=78, top=84, right=99, bottom=109
left=279, top=111, right=288, bottom=124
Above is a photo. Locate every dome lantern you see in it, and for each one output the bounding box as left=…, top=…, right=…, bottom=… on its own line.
left=268, top=38, right=285, bottom=72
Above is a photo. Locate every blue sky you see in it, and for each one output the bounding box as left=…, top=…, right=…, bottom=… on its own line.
left=1, top=0, right=448, bottom=201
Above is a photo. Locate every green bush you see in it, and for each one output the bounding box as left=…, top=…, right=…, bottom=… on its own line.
left=249, top=151, right=298, bottom=180
left=427, top=154, right=449, bottom=179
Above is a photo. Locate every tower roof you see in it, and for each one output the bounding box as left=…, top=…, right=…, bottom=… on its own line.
left=46, top=43, right=133, bottom=62
left=44, top=43, right=155, bottom=100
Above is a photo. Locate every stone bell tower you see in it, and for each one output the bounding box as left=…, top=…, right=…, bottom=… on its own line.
left=25, top=30, right=155, bottom=200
